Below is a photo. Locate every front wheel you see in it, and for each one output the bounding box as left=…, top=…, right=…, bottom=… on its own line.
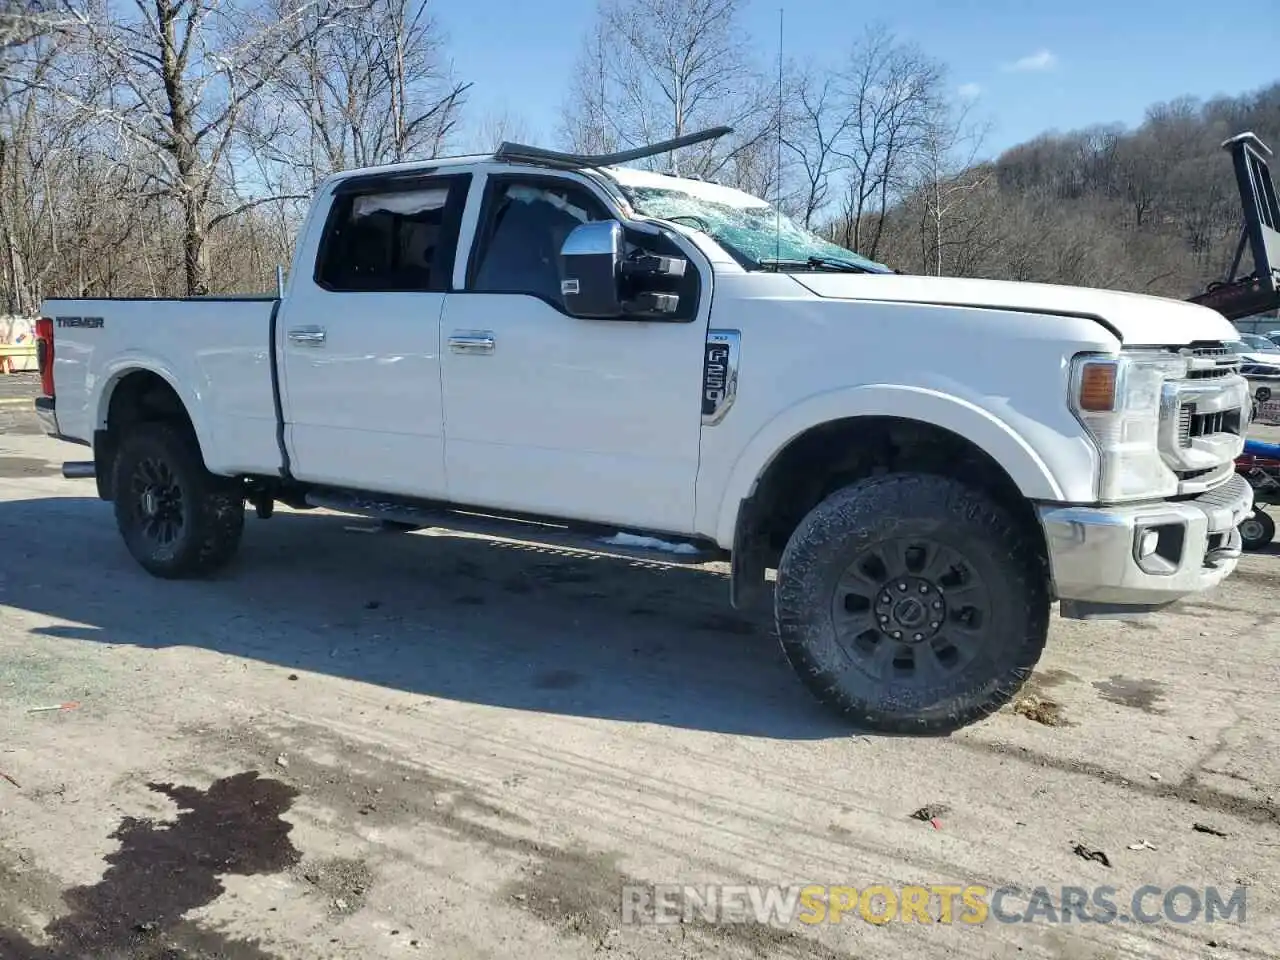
left=774, top=473, right=1050, bottom=734
left=1240, top=508, right=1276, bottom=551
left=112, top=422, right=245, bottom=579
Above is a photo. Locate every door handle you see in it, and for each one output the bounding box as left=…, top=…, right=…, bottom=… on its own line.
left=448, top=332, right=495, bottom=355
left=288, top=325, right=326, bottom=346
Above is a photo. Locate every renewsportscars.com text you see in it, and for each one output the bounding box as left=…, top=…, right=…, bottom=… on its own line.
left=620, top=883, right=1247, bottom=926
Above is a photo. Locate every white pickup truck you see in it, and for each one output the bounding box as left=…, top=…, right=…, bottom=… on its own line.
left=32, top=127, right=1256, bottom=733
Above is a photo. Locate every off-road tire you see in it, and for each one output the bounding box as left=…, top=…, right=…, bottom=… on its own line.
left=1240, top=508, right=1275, bottom=551
left=774, top=472, right=1050, bottom=734
left=112, top=422, right=245, bottom=579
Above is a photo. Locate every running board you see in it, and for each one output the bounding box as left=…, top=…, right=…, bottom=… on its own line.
left=303, top=488, right=725, bottom=566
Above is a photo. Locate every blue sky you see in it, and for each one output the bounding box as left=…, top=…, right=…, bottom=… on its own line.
left=434, top=0, right=1279, bottom=160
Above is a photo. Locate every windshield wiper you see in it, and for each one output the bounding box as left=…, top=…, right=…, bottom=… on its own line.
left=755, top=255, right=877, bottom=274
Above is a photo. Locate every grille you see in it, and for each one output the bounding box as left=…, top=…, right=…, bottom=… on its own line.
left=1177, top=402, right=1243, bottom=448
left=1181, top=406, right=1243, bottom=445
left=1177, top=406, right=1192, bottom=446
left=1180, top=343, right=1241, bottom=380
left=1157, top=343, right=1248, bottom=492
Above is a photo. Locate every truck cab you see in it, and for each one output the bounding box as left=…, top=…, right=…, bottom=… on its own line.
left=32, top=127, right=1262, bottom=733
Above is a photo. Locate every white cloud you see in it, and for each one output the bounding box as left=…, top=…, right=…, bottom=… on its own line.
left=1004, top=49, right=1058, bottom=72
left=958, top=82, right=982, bottom=99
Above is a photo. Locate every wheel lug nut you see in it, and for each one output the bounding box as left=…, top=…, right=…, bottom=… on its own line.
left=930, top=621, right=939, bottom=628
left=879, top=615, right=888, bottom=623
left=914, top=633, right=923, bottom=641
left=919, top=585, right=928, bottom=593
left=932, top=601, right=942, bottom=609
left=898, top=583, right=907, bottom=591
left=893, top=631, right=902, bottom=639
left=882, top=593, right=892, bottom=603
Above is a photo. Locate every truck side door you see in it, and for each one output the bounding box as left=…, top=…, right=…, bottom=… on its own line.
left=277, top=172, right=471, bottom=497
left=438, top=171, right=710, bottom=534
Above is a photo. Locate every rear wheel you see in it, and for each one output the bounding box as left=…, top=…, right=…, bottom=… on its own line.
left=1240, top=508, right=1275, bottom=551
left=112, top=422, right=245, bottom=578
left=774, top=473, right=1050, bottom=734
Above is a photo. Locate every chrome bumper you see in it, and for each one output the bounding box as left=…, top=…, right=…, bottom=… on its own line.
left=1038, top=472, right=1254, bottom=617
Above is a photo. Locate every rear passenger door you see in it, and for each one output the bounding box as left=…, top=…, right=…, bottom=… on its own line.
left=277, top=173, right=470, bottom=497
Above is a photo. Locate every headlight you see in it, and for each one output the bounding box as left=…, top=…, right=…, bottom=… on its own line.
left=1069, top=350, right=1186, bottom=502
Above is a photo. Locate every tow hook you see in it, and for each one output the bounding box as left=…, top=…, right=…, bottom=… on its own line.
left=1203, top=531, right=1243, bottom=569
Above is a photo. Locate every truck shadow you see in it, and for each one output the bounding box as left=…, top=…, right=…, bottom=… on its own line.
left=0, top=496, right=854, bottom=740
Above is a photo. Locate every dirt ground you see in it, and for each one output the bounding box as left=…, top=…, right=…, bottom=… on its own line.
left=1, top=387, right=1278, bottom=959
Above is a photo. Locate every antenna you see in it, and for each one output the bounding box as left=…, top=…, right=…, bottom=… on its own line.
left=775, top=7, right=783, bottom=261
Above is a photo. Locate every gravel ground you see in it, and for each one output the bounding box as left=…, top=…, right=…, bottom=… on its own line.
left=0, top=372, right=39, bottom=404
left=0, top=405, right=1278, bottom=959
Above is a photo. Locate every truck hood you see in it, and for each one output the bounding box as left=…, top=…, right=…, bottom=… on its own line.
left=789, top=273, right=1239, bottom=346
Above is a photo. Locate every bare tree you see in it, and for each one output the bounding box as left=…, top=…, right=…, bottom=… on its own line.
left=779, top=66, right=851, bottom=228
left=558, top=18, right=620, bottom=155
left=1114, top=130, right=1160, bottom=229
left=831, top=24, right=944, bottom=260
left=13, top=0, right=377, bottom=294
left=559, top=0, right=775, bottom=185
left=0, top=0, right=71, bottom=54
left=0, top=0, right=480, bottom=302
left=263, top=0, right=469, bottom=185
left=910, top=98, right=991, bottom=275
left=467, top=105, right=536, bottom=152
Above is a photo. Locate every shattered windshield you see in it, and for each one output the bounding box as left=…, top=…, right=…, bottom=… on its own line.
left=616, top=183, right=893, bottom=274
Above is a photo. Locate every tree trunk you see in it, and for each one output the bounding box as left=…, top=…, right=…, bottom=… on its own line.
left=0, top=149, right=34, bottom=315
left=934, top=180, right=944, bottom=276
left=183, top=193, right=210, bottom=296
left=2, top=220, right=32, bottom=315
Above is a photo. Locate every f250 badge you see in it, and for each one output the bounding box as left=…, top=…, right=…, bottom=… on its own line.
left=702, top=329, right=741, bottom=426
left=55, top=316, right=105, bottom=328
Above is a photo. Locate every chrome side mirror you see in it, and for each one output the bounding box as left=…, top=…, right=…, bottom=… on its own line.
left=558, top=221, right=623, bottom=318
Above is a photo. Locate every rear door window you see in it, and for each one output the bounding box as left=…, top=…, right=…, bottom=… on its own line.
left=315, top=176, right=470, bottom=293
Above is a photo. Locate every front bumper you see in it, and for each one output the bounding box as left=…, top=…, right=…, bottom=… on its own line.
left=1038, top=472, right=1254, bottom=617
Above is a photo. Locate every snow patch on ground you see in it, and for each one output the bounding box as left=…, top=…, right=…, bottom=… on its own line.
left=601, top=532, right=700, bottom=555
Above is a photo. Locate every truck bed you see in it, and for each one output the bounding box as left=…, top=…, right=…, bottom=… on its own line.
left=43, top=296, right=284, bottom=477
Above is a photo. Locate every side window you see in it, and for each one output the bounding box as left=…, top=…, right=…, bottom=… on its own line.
left=315, top=178, right=464, bottom=293
left=469, top=179, right=610, bottom=306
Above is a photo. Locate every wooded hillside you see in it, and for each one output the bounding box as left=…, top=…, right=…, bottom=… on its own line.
left=1, top=0, right=1276, bottom=310
left=871, top=85, right=1280, bottom=300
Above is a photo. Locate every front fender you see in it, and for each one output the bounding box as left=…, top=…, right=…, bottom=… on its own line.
left=711, top=383, right=1093, bottom=548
